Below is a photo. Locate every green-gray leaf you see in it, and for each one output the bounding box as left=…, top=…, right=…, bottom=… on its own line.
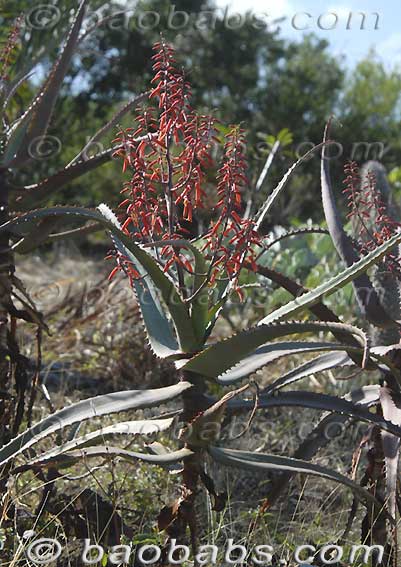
left=226, top=390, right=401, bottom=438
left=217, top=342, right=355, bottom=384
left=182, top=321, right=366, bottom=378
left=261, top=385, right=380, bottom=507
left=262, top=351, right=352, bottom=394
left=209, top=446, right=392, bottom=520
left=0, top=382, right=191, bottom=467
left=26, top=418, right=175, bottom=466
left=19, top=446, right=193, bottom=470
left=111, top=233, right=180, bottom=358
left=259, top=230, right=401, bottom=326
left=3, top=0, right=88, bottom=167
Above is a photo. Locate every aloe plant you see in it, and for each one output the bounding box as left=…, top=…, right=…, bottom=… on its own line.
left=255, top=127, right=401, bottom=565
left=348, top=159, right=401, bottom=558
left=0, top=1, right=145, bottom=449
left=3, top=40, right=401, bottom=556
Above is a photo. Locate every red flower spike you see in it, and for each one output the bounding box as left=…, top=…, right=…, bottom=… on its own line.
left=343, top=160, right=401, bottom=279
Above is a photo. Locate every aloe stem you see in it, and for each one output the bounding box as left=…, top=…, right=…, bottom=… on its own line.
left=173, top=372, right=209, bottom=558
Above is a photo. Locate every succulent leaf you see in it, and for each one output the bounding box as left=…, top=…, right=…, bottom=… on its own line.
left=68, top=94, right=147, bottom=166
left=182, top=321, right=367, bottom=378
left=379, top=387, right=401, bottom=520
left=12, top=217, right=61, bottom=254
left=262, top=351, right=353, bottom=394
left=261, top=385, right=380, bottom=507
left=258, top=229, right=401, bottom=326
left=20, top=446, right=193, bottom=471
left=254, top=141, right=326, bottom=231
left=24, top=418, right=175, bottom=466
left=226, top=390, right=401, bottom=438
left=13, top=147, right=116, bottom=209
left=3, top=0, right=88, bottom=167
left=188, top=243, right=209, bottom=343
left=111, top=232, right=181, bottom=359
left=217, top=341, right=355, bottom=385
left=209, top=446, right=392, bottom=520
left=0, top=382, right=192, bottom=467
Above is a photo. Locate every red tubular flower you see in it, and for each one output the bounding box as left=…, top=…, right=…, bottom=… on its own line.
left=107, top=250, right=141, bottom=286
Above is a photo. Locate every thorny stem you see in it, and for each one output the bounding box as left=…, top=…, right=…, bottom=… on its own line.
left=0, top=167, right=13, bottom=448
left=0, top=168, right=15, bottom=515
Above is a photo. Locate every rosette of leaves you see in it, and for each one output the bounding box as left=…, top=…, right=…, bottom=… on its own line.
left=2, top=43, right=401, bottom=555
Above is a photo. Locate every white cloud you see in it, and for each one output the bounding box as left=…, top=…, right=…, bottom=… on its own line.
left=213, top=0, right=293, bottom=20
left=375, top=33, right=401, bottom=61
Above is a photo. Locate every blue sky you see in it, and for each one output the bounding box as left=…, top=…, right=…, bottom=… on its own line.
left=214, top=0, right=401, bottom=68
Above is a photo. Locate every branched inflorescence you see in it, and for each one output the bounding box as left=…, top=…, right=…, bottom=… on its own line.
left=343, top=160, right=401, bottom=277
left=110, top=39, right=261, bottom=294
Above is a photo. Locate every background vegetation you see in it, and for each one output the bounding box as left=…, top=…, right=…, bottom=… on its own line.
left=2, top=0, right=401, bottom=222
